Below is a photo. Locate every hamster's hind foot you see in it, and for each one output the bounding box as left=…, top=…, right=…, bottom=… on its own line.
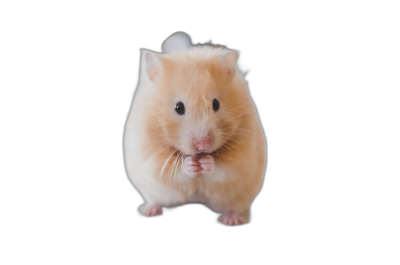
left=218, top=212, right=245, bottom=226
left=138, top=203, right=163, bottom=217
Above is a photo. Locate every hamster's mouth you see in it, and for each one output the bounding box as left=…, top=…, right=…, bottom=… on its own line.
left=182, top=152, right=212, bottom=158
left=193, top=152, right=208, bottom=158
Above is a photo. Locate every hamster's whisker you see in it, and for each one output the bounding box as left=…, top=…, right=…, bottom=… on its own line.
left=168, top=153, right=175, bottom=183
left=174, top=150, right=185, bottom=184
left=157, top=147, right=178, bottom=182
left=169, top=149, right=181, bottom=184
left=236, top=127, right=254, bottom=134
left=221, top=126, right=254, bottom=135
left=222, top=137, right=254, bottom=149
left=219, top=143, right=248, bottom=161
left=222, top=136, right=252, bottom=142
left=180, top=152, right=188, bottom=185
left=145, top=146, right=169, bottom=170
left=145, top=136, right=183, bottom=173
left=174, top=152, right=183, bottom=185
left=163, top=143, right=183, bottom=184
left=218, top=111, right=255, bottom=127
left=220, top=127, right=256, bottom=137
left=171, top=154, right=178, bottom=184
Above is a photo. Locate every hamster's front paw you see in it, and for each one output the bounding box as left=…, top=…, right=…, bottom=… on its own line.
left=183, top=156, right=202, bottom=177
left=138, top=204, right=163, bottom=217
left=198, top=155, right=215, bottom=174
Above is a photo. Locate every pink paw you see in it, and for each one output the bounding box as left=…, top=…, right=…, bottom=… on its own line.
left=198, top=155, right=215, bottom=174
left=183, top=155, right=215, bottom=177
left=138, top=204, right=163, bottom=217
left=218, top=212, right=244, bottom=226
left=183, top=156, right=201, bottom=177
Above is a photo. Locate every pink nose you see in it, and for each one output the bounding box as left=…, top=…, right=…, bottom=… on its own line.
left=194, top=137, right=211, bottom=151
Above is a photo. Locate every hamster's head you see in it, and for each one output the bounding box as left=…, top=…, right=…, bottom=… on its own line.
left=142, top=48, right=250, bottom=157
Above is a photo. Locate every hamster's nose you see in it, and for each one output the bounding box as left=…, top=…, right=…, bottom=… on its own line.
left=193, top=137, right=211, bottom=151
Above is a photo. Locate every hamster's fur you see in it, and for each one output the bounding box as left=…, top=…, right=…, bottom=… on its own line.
left=124, top=32, right=267, bottom=226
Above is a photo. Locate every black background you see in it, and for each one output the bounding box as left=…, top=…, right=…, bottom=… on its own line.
left=48, top=17, right=338, bottom=235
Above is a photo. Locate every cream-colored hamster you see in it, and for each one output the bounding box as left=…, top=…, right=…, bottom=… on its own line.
left=123, top=32, right=267, bottom=226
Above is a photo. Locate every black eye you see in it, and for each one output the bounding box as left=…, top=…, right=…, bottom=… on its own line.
left=175, top=102, right=185, bottom=115
left=212, top=99, right=220, bottom=112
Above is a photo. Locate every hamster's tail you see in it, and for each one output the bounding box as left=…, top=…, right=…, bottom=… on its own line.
left=162, top=31, right=192, bottom=54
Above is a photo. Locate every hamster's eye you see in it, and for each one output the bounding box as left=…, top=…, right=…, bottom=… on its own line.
left=212, top=99, right=220, bottom=112
left=175, top=102, right=185, bottom=115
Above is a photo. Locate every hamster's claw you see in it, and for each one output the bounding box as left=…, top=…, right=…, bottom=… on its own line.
left=218, top=212, right=245, bottom=226
left=138, top=204, right=163, bottom=217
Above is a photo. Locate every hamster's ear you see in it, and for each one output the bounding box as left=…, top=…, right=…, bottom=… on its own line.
left=220, top=51, right=238, bottom=82
left=162, top=31, right=192, bottom=53
left=140, top=49, right=163, bottom=83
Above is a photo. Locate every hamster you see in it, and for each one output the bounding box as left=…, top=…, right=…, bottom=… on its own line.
left=123, top=32, right=267, bottom=226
